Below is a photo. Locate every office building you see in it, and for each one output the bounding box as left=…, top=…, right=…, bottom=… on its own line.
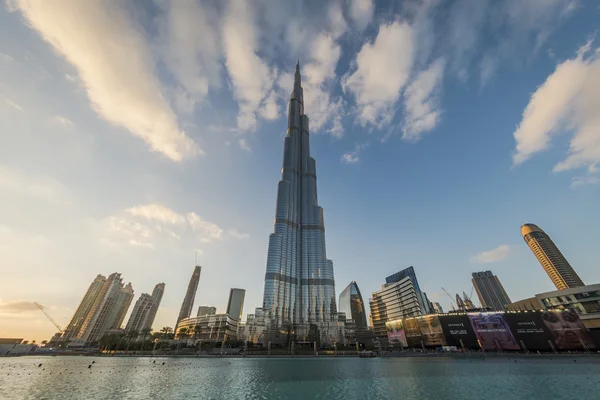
left=507, top=297, right=543, bottom=312
left=472, top=270, right=512, bottom=311
left=197, top=306, right=217, bottom=317
left=260, top=62, right=337, bottom=343
left=76, top=273, right=134, bottom=343
left=176, top=266, right=201, bottom=327
left=536, top=284, right=600, bottom=330
left=338, top=281, right=368, bottom=331
left=61, top=274, right=107, bottom=341
left=240, top=308, right=267, bottom=344
left=385, top=266, right=431, bottom=314
left=125, top=282, right=165, bottom=334
left=521, top=223, right=584, bottom=290
left=431, top=302, right=444, bottom=314
left=370, top=267, right=429, bottom=338
left=226, top=288, right=246, bottom=321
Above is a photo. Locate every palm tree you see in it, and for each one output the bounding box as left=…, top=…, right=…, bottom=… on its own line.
left=193, top=324, right=201, bottom=341
left=140, top=328, right=152, bottom=351
left=160, top=327, right=173, bottom=351
left=125, top=330, right=138, bottom=353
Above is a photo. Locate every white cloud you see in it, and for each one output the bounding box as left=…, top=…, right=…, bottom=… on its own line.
left=402, top=58, right=445, bottom=141
left=0, top=165, right=69, bottom=202
left=186, top=212, right=223, bottom=242
left=471, top=245, right=511, bottom=263
left=348, top=0, right=373, bottom=31
left=126, top=204, right=186, bottom=225
left=14, top=0, right=201, bottom=161
left=3, top=97, right=23, bottom=111
left=222, top=0, right=275, bottom=131
left=340, top=143, right=368, bottom=164
left=107, top=216, right=152, bottom=239
left=129, top=239, right=154, bottom=249
left=52, top=115, right=73, bottom=127
left=479, top=53, right=498, bottom=87
left=571, top=175, right=600, bottom=188
left=343, top=21, right=414, bottom=127
left=158, top=0, right=221, bottom=105
left=258, top=91, right=280, bottom=120
left=513, top=41, right=600, bottom=172
left=238, top=138, right=251, bottom=152
left=227, top=228, right=250, bottom=239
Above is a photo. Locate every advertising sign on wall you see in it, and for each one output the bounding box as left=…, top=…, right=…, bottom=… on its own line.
left=404, top=317, right=423, bottom=348
left=439, top=315, right=479, bottom=349
left=418, top=315, right=447, bottom=347
left=504, top=311, right=553, bottom=351
left=468, top=313, right=520, bottom=351
left=386, top=319, right=408, bottom=347
left=541, top=310, right=596, bottom=350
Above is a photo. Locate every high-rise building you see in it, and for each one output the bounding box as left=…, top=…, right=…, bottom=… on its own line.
left=521, top=223, right=584, bottom=290
left=260, top=63, right=337, bottom=342
left=472, top=270, right=512, bottom=311
left=197, top=306, right=217, bottom=317
left=125, top=282, right=165, bottom=334
left=338, top=281, right=368, bottom=331
left=370, top=267, right=429, bottom=337
left=385, top=267, right=431, bottom=314
left=62, top=274, right=107, bottom=341
left=455, top=294, right=466, bottom=311
left=462, top=291, right=475, bottom=310
left=431, top=302, right=444, bottom=314
left=226, top=288, right=246, bottom=321
left=77, top=273, right=134, bottom=343
left=176, top=266, right=201, bottom=327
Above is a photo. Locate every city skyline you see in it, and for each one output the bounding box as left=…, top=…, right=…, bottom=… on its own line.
left=1, top=1, right=600, bottom=341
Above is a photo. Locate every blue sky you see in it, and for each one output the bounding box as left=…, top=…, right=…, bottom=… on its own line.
left=1, top=0, right=599, bottom=341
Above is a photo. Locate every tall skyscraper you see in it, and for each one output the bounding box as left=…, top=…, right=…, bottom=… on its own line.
left=370, top=267, right=429, bottom=337
left=76, top=273, right=134, bottom=343
left=472, top=270, right=512, bottom=311
left=261, top=63, right=337, bottom=341
left=521, top=223, right=584, bottom=290
left=226, top=288, right=246, bottom=321
left=125, top=282, right=165, bottom=334
left=176, top=266, right=201, bottom=327
left=431, top=302, right=444, bottom=314
left=62, top=274, right=107, bottom=341
left=338, top=281, right=368, bottom=331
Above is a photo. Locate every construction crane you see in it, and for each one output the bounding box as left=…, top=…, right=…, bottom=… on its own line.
left=441, top=287, right=457, bottom=310
left=34, top=302, right=63, bottom=333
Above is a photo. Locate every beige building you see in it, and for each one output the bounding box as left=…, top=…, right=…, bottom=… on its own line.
left=521, top=223, right=584, bottom=290
left=125, top=283, right=164, bottom=334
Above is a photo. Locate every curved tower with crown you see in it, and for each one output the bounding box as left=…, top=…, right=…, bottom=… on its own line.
left=261, top=63, right=337, bottom=343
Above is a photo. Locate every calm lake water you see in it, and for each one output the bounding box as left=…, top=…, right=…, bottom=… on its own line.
left=1, top=355, right=599, bottom=399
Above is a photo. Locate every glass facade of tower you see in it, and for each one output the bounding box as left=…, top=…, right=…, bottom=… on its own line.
left=338, top=282, right=368, bottom=331
left=262, top=63, right=336, bottom=340
left=472, top=270, right=512, bottom=311
left=521, top=224, right=584, bottom=290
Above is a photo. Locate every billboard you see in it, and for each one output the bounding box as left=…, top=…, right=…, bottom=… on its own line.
left=386, top=319, right=407, bottom=347
left=439, top=315, right=479, bottom=349
left=504, top=311, right=554, bottom=351
left=541, top=310, right=596, bottom=350
left=468, top=313, right=520, bottom=351
left=404, top=318, right=423, bottom=348
left=418, top=315, right=447, bottom=347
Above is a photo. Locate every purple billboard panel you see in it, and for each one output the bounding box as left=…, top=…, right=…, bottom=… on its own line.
left=418, top=315, right=447, bottom=347
left=386, top=319, right=408, bottom=347
left=468, top=313, right=520, bottom=351
left=541, top=310, right=596, bottom=350
left=439, top=315, right=479, bottom=349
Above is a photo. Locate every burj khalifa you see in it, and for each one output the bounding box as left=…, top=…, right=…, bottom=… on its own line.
left=261, top=62, right=337, bottom=341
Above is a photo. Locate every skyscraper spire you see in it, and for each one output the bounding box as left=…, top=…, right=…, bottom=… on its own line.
left=294, top=60, right=302, bottom=91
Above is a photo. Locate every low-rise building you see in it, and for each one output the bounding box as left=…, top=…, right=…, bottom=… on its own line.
left=175, top=314, right=238, bottom=342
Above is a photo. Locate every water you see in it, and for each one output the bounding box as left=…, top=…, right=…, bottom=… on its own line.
left=1, top=356, right=599, bottom=399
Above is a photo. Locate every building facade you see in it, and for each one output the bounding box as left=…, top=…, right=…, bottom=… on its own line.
left=507, top=297, right=543, bottom=312
left=535, top=284, right=600, bottom=330
left=197, top=306, right=217, bottom=317
left=176, top=266, right=201, bottom=328
left=175, top=314, right=238, bottom=342
left=385, top=267, right=430, bottom=315
left=61, top=274, right=107, bottom=341
left=472, top=270, right=512, bottom=311
left=370, top=268, right=429, bottom=338
left=226, top=288, right=246, bottom=321
left=431, top=302, right=444, bottom=314
left=260, top=63, right=337, bottom=343
left=338, top=281, right=368, bottom=331
left=124, top=282, right=164, bottom=334
left=521, top=223, right=584, bottom=290
left=75, top=273, right=134, bottom=343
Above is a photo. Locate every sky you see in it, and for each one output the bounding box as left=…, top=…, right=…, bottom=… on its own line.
left=0, top=0, right=599, bottom=342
